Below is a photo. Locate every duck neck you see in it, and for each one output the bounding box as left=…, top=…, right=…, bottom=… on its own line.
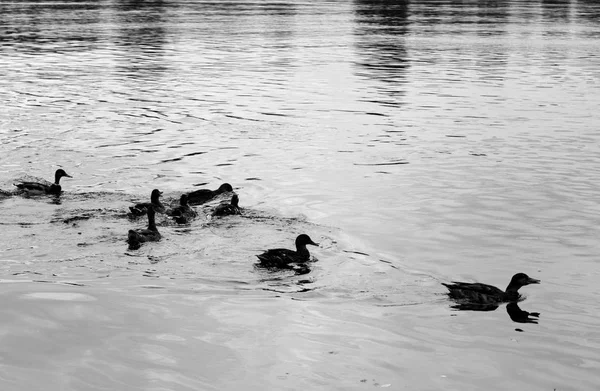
left=295, top=243, right=310, bottom=260
left=504, top=282, right=523, bottom=299
left=151, top=196, right=161, bottom=206
left=54, top=174, right=61, bottom=185
left=49, top=184, right=61, bottom=194
left=147, top=213, right=158, bottom=231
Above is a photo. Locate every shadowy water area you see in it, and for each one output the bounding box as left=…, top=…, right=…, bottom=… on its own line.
left=1, top=0, right=600, bottom=389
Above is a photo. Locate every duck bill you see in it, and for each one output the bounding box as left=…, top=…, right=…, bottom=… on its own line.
left=64, top=173, right=73, bottom=178
left=527, top=277, right=541, bottom=285
left=309, top=240, right=319, bottom=246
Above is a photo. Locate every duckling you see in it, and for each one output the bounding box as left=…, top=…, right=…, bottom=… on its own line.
left=15, top=169, right=72, bottom=195
left=129, top=189, right=165, bottom=217
left=168, top=194, right=197, bottom=224
left=442, top=273, right=540, bottom=305
left=127, top=206, right=161, bottom=250
left=187, top=183, right=233, bottom=205
left=212, top=194, right=241, bottom=217
left=256, top=234, right=319, bottom=267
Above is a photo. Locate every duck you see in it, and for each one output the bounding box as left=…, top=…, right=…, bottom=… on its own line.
left=129, top=189, right=165, bottom=217
left=168, top=194, right=197, bottom=224
left=15, top=169, right=72, bottom=195
left=442, top=273, right=540, bottom=305
left=127, top=206, right=161, bottom=250
left=187, top=183, right=233, bottom=205
left=212, top=194, right=241, bottom=217
left=256, top=234, right=319, bottom=267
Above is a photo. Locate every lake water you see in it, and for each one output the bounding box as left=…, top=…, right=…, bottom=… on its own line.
left=1, top=0, right=600, bottom=390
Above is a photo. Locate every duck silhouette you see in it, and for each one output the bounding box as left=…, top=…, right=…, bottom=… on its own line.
left=129, top=189, right=165, bottom=217
left=212, top=194, right=241, bottom=217
left=168, top=194, right=197, bottom=224
left=256, top=234, right=319, bottom=268
left=443, top=273, right=540, bottom=307
left=127, top=206, right=161, bottom=250
left=15, top=169, right=72, bottom=195
left=187, top=183, right=233, bottom=205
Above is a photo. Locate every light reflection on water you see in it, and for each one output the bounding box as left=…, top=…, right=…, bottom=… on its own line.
left=1, top=0, right=600, bottom=389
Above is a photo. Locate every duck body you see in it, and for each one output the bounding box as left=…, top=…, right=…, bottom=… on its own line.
left=128, top=207, right=161, bottom=250
left=15, top=169, right=72, bottom=195
left=187, top=183, right=233, bottom=206
left=257, top=234, right=319, bottom=267
left=129, top=189, right=165, bottom=217
left=168, top=194, right=197, bottom=224
left=443, top=273, right=540, bottom=305
left=212, top=194, right=241, bottom=217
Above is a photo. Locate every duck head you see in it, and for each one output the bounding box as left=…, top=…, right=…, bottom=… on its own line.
left=54, top=169, right=72, bottom=184
left=179, top=194, right=189, bottom=206
left=218, top=183, right=233, bottom=193
left=509, top=273, right=540, bottom=288
left=150, top=189, right=163, bottom=203
left=296, top=234, right=319, bottom=248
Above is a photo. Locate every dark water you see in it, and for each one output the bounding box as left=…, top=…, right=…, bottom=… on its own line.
left=1, top=1, right=600, bottom=390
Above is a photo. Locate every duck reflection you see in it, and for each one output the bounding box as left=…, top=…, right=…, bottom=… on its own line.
left=506, top=302, right=540, bottom=324
left=353, top=0, right=410, bottom=107
left=448, top=300, right=540, bottom=324
left=113, top=0, right=169, bottom=80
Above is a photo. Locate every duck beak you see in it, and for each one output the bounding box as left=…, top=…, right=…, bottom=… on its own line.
left=527, top=277, right=540, bottom=285
left=64, top=173, right=73, bottom=178
left=309, top=240, right=319, bottom=246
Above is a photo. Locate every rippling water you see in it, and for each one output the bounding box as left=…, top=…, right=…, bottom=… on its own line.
left=1, top=0, right=600, bottom=390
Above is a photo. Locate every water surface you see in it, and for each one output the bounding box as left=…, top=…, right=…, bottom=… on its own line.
left=1, top=0, right=600, bottom=390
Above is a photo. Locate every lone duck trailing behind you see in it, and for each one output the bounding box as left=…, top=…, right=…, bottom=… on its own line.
left=212, top=194, right=241, bottom=217
left=256, top=234, right=319, bottom=267
left=128, top=206, right=161, bottom=250
left=168, top=194, right=197, bottom=224
left=187, top=183, right=233, bottom=205
left=15, top=169, right=72, bottom=195
left=443, top=273, right=540, bottom=306
left=129, top=189, right=165, bottom=217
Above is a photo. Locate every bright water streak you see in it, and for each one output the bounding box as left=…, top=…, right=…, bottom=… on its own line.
left=1, top=0, right=600, bottom=390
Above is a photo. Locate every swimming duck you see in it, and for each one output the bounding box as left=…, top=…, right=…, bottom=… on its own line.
left=168, top=194, right=197, bottom=224
left=15, top=169, right=72, bottom=195
left=187, top=183, right=233, bottom=205
left=129, top=189, right=165, bottom=217
left=443, top=273, right=540, bottom=305
left=212, top=194, right=241, bottom=217
left=127, top=206, right=161, bottom=250
left=256, top=234, right=319, bottom=267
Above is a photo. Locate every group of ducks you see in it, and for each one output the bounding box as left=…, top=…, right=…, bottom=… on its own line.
left=12, top=169, right=540, bottom=310
left=13, top=169, right=321, bottom=269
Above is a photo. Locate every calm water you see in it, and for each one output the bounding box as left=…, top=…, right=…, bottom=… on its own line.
left=1, top=0, right=600, bottom=390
